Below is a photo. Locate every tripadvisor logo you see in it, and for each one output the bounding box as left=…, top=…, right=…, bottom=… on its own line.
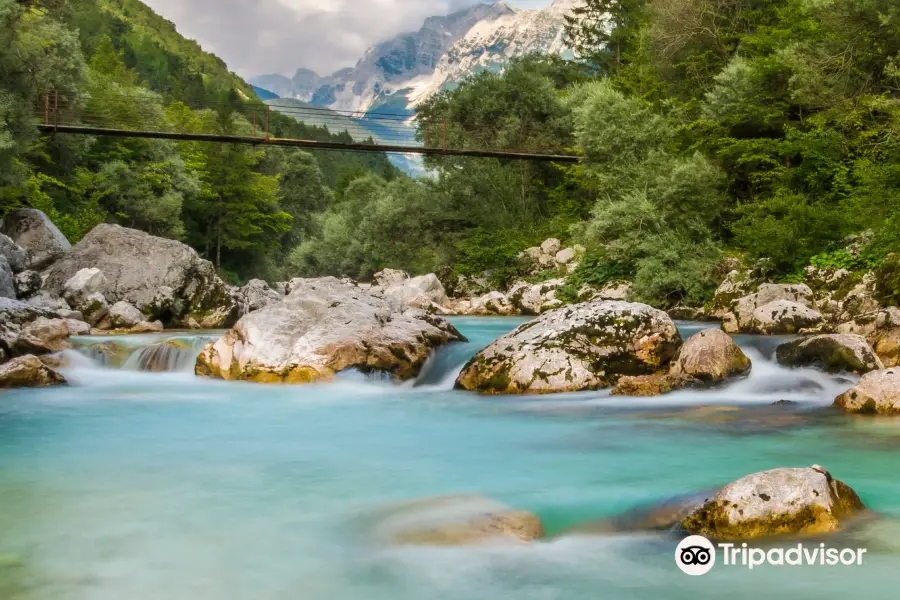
left=675, top=536, right=868, bottom=576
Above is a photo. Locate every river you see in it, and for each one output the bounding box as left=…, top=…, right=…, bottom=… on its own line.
left=1, top=318, right=898, bottom=599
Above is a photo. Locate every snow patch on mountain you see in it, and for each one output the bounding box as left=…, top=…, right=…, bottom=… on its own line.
left=251, top=0, right=580, bottom=113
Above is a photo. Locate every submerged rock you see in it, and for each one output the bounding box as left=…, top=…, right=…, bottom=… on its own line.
left=42, top=224, right=237, bottom=328
left=611, top=373, right=694, bottom=397
left=0, top=355, right=66, bottom=388
left=0, top=209, right=71, bottom=270
left=126, top=339, right=194, bottom=372
left=456, top=300, right=681, bottom=395
left=195, top=277, right=465, bottom=384
left=834, top=369, right=900, bottom=415
left=680, top=466, right=865, bottom=541
left=776, top=334, right=884, bottom=375
left=78, top=341, right=131, bottom=368
left=365, top=495, right=544, bottom=547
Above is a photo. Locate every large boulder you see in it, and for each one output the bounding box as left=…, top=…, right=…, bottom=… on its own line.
left=364, top=495, right=544, bottom=547
left=680, top=466, right=865, bottom=541
left=836, top=308, right=900, bottom=368
left=0, top=233, right=26, bottom=273
left=834, top=369, right=900, bottom=415
left=0, top=209, right=71, bottom=270
left=383, top=274, right=447, bottom=311
left=195, top=277, right=465, bottom=383
left=456, top=300, right=682, bottom=395
left=0, top=256, right=14, bottom=299
left=670, top=328, right=751, bottom=383
left=776, top=334, right=884, bottom=375
left=42, top=224, right=237, bottom=328
left=236, top=279, right=282, bottom=316
left=0, top=355, right=66, bottom=388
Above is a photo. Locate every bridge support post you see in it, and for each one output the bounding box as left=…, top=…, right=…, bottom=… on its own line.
left=442, top=120, right=447, bottom=152
left=43, top=93, right=50, bottom=126
left=265, top=106, right=270, bottom=141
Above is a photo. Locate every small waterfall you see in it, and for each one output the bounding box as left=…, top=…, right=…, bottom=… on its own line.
left=122, top=336, right=216, bottom=373
left=74, top=340, right=133, bottom=368
left=412, top=343, right=475, bottom=390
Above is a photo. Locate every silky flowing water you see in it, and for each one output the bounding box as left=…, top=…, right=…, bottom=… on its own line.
left=1, top=318, right=899, bottom=599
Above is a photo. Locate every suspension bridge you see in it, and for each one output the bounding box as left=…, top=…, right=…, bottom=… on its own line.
left=34, top=91, right=580, bottom=163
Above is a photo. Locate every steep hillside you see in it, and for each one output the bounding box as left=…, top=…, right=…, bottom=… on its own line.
left=72, top=0, right=257, bottom=103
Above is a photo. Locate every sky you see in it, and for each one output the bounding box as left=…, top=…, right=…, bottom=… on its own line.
left=141, top=0, right=552, bottom=79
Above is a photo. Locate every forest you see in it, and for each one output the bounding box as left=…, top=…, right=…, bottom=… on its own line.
left=2, top=0, right=900, bottom=309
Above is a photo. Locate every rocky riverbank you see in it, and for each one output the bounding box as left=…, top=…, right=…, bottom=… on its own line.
left=5, top=213, right=900, bottom=413
left=0, top=209, right=238, bottom=387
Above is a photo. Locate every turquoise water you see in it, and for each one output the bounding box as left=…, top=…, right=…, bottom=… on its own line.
left=1, top=318, right=900, bottom=599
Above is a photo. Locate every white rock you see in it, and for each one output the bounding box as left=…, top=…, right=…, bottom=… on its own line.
left=540, top=238, right=561, bottom=256
left=456, top=300, right=681, bottom=394
left=195, top=277, right=465, bottom=383
left=555, top=248, right=576, bottom=265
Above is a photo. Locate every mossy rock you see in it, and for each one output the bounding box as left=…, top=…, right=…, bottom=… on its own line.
left=680, top=466, right=865, bottom=541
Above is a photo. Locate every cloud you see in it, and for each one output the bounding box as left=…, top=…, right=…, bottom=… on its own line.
left=141, top=0, right=521, bottom=78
